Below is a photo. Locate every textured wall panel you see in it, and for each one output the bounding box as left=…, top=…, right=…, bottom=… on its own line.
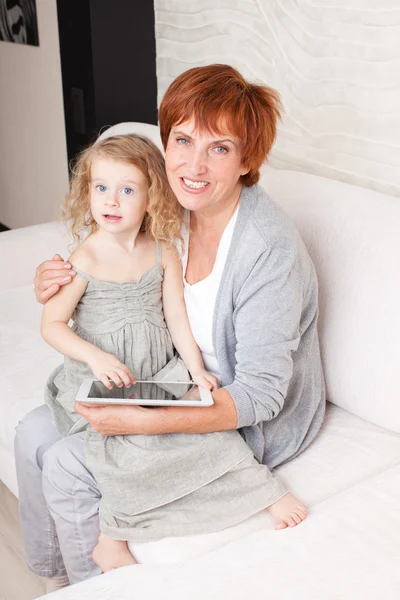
left=155, top=0, right=400, bottom=197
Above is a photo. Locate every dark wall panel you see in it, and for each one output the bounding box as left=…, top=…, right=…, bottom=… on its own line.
left=89, top=0, right=158, bottom=129
left=57, top=0, right=157, bottom=164
left=57, top=0, right=96, bottom=163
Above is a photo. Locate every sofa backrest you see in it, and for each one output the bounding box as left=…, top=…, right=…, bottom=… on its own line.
left=97, top=122, right=163, bottom=150
left=260, top=167, right=400, bottom=434
left=99, top=122, right=400, bottom=434
left=0, top=221, right=72, bottom=292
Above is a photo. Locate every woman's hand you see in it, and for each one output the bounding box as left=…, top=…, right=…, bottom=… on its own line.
left=34, top=254, right=77, bottom=304
left=87, top=349, right=136, bottom=389
left=74, top=403, right=153, bottom=436
left=192, top=370, right=220, bottom=391
left=75, top=386, right=238, bottom=436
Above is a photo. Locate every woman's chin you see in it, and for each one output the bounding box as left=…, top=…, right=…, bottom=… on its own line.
left=178, top=196, right=211, bottom=212
left=175, top=188, right=214, bottom=212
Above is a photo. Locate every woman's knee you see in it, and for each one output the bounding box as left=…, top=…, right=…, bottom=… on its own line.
left=42, top=433, right=91, bottom=492
left=14, top=405, right=60, bottom=467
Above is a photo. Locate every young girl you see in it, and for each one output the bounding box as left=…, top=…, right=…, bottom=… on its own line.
left=42, top=134, right=307, bottom=573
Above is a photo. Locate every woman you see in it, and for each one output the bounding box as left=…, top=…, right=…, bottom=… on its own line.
left=16, top=64, right=325, bottom=590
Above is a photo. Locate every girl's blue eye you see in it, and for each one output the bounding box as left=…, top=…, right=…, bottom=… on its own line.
left=122, top=187, right=133, bottom=195
left=96, top=184, right=107, bottom=192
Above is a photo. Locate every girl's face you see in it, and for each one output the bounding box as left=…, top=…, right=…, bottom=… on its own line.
left=89, top=158, right=149, bottom=234
left=165, top=119, right=248, bottom=215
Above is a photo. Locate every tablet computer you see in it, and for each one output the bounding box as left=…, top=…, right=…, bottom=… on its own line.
left=75, top=379, right=214, bottom=407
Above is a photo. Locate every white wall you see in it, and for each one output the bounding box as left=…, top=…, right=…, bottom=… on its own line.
left=155, top=0, right=400, bottom=198
left=0, top=0, right=68, bottom=228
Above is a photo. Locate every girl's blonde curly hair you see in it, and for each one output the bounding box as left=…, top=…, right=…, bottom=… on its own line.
left=62, top=134, right=183, bottom=246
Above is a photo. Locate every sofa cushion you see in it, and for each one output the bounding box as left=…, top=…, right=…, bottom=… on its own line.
left=41, top=465, right=400, bottom=600
left=0, top=221, right=71, bottom=292
left=261, top=167, right=400, bottom=434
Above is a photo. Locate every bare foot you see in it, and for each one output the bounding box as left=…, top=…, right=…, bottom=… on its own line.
left=92, top=532, right=137, bottom=573
left=267, top=492, right=307, bottom=530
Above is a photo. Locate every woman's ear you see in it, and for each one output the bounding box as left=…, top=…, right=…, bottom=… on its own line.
left=240, top=164, right=250, bottom=177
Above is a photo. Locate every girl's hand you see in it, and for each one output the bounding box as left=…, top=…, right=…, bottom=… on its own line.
left=192, top=371, right=220, bottom=391
left=34, top=254, right=77, bottom=304
left=87, top=349, right=136, bottom=389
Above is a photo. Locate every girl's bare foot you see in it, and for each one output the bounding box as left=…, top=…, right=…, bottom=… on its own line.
left=267, top=492, right=307, bottom=530
left=92, top=532, right=137, bottom=573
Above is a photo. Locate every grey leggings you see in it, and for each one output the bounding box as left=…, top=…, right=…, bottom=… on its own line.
left=14, top=405, right=102, bottom=584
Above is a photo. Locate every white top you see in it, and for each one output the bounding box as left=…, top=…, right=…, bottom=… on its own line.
left=182, top=210, right=238, bottom=379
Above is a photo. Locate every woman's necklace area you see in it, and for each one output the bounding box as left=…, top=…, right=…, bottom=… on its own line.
left=186, top=196, right=240, bottom=285
left=185, top=232, right=218, bottom=285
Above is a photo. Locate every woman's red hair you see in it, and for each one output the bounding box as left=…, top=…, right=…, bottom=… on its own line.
left=158, top=64, right=281, bottom=186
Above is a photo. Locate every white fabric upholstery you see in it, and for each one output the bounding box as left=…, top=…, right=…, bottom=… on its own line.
left=42, top=465, right=400, bottom=600
left=259, top=167, right=400, bottom=433
left=0, top=222, right=70, bottom=494
left=0, top=221, right=71, bottom=292
left=0, top=122, right=399, bottom=599
left=97, top=122, right=163, bottom=151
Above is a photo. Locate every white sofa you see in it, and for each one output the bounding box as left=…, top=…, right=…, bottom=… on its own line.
left=1, top=123, right=399, bottom=600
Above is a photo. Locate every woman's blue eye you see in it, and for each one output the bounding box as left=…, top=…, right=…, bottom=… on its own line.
left=214, top=146, right=228, bottom=154
left=96, top=184, right=107, bottom=192
left=122, top=187, right=133, bottom=195
left=176, top=137, right=189, bottom=145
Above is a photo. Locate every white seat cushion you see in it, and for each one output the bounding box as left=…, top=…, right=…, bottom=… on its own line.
left=277, top=403, right=400, bottom=506
left=42, top=466, right=400, bottom=600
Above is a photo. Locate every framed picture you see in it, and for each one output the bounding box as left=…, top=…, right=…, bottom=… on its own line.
left=0, top=0, right=39, bottom=46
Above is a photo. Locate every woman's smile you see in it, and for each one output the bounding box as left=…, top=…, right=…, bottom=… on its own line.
left=180, top=176, right=210, bottom=193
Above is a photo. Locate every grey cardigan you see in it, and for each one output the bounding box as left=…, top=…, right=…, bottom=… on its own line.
left=213, top=184, right=326, bottom=468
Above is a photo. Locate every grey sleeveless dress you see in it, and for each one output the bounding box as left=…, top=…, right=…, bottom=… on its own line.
left=45, top=244, right=287, bottom=542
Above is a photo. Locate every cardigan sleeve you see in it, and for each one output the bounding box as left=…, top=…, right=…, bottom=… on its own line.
left=224, top=239, right=304, bottom=429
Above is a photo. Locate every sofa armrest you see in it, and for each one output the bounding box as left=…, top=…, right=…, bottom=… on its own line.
left=0, top=221, right=72, bottom=292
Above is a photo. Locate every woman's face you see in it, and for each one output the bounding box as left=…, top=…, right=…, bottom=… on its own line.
left=165, top=119, right=248, bottom=214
